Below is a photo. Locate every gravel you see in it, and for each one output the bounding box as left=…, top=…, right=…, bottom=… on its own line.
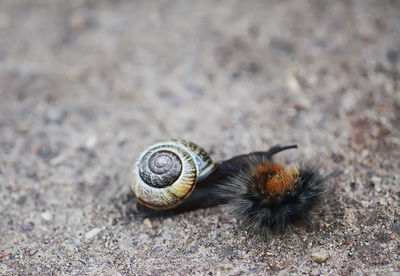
left=0, top=0, right=399, bottom=274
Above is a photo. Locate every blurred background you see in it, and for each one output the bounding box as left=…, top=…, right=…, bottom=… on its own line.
left=0, top=0, right=399, bottom=274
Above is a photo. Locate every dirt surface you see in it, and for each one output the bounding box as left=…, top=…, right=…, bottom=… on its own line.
left=1, top=0, right=399, bottom=275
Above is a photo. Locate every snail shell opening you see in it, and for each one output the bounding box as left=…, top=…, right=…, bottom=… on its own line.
left=129, top=139, right=215, bottom=210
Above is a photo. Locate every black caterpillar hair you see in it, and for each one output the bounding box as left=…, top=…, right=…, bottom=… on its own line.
left=213, top=145, right=326, bottom=237
left=218, top=161, right=325, bottom=237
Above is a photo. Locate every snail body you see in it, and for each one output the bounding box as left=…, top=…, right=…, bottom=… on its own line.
left=130, top=139, right=215, bottom=210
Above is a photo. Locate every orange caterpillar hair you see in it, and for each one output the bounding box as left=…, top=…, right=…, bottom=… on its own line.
left=254, top=162, right=299, bottom=197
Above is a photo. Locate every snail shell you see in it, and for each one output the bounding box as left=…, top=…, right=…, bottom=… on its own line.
left=129, top=139, right=215, bottom=210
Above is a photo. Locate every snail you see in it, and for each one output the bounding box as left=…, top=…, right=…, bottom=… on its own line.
left=130, top=139, right=331, bottom=237
left=129, top=139, right=216, bottom=210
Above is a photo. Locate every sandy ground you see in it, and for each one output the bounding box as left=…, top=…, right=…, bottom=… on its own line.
left=0, top=0, right=399, bottom=275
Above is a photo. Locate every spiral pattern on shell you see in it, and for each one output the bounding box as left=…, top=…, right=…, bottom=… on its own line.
left=130, top=139, right=215, bottom=210
left=139, top=150, right=182, bottom=188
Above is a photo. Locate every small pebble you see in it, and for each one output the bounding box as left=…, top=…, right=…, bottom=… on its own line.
left=85, top=228, right=102, bottom=241
left=371, top=176, right=383, bottom=192
left=108, top=216, right=117, bottom=226
left=41, top=211, right=52, bottom=221
left=69, top=13, right=87, bottom=30
left=217, top=263, right=230, bottom=270
left=344, top=209, right=356, bottom=225
left=0, top=253, right=9, bottom=258
left=45, top=109, right=68, bottom=125
left=143, top=218, right=153, bottom=228
left=311, top=268, right=321, bottom=275
left=360, top=201, right=370, bottom=208
left=28, top=248, right=38, bottom=256
left=287, top=72, right=301, bottom=92
left=312, top=252, right=329, bottom=263
left=83, top=135, right=98, bottom=149
left=371, top=176, right=382, bottom=186
left=20, top=221, right=35, bottom=233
